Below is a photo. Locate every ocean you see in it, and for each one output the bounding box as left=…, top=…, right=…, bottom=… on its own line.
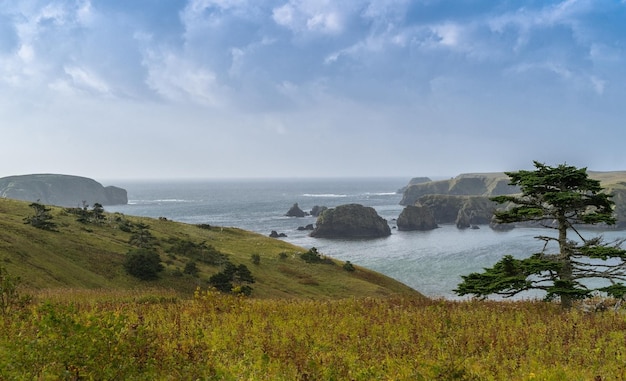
left=104, top=177, right=626, bottom=299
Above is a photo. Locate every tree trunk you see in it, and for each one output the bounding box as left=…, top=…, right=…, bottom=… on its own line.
left=557, top=213, right=573, bottom=309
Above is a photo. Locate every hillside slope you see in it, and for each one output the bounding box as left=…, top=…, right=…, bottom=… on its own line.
left=0, top=198, right=420, bottom=299
left=0, top=174, right=127, bottom=206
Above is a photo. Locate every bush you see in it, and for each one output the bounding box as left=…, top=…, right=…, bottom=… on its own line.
left=343, top=261, right=355, bottom=272
left=124, top=249, right=164, bottom=280
left=208, top=261, right=255, bottom=294
left=0, top=265, right=30, bottom=314
left=300, top=247, right=333, bottom=264
left=251, top=253, right=261, bottom=265
left=166, top=239, right=228, bottom=266
left=24, top=202, right=57, bottom=231
left=183, top=261, right=199, bottom=276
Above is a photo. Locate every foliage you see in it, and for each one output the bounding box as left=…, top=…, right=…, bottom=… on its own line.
left=67, top=202, right=106, bottom=224
left=456, top=161, right=626, bottom=308
left=2, top=290, right=626, bottom=380
left=251, top=253, right=261, bottom=265
left=0, top=197, right=419, bottom=298
left=300, top=247, right=333, bottom=264
left=208, top=261, right=255, bottom=295
left=166, top=238, right=228, bottom=266
left=23, top=202, right=57, bottom=231
left=0, top=264, right=30, bottom=315
left=129, top=223, right=156, bottom=249
left=343, top=261, right=356, bottom=272
left=124, top=249, right=164, bottom=280
left=183, top=261, right=199, bottom=276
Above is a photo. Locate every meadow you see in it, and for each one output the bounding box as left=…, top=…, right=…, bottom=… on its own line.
left=1, top=288, right=625, bottom=380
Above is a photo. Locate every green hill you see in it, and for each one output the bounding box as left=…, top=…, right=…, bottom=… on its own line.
left=0, top=198, right=420, bottom=299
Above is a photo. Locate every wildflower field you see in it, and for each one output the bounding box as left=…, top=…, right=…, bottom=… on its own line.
left=2, top=289, right=625, bottom=380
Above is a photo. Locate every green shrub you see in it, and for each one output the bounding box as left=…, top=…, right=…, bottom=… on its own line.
left=251, top=253, right=261, bottom=265
left=124, top=249, right=164, bottom=280
left=343, top=261, right=355, bottom=272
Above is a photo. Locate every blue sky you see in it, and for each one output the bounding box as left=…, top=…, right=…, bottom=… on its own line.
left=1, top=0, right=625, bottom=180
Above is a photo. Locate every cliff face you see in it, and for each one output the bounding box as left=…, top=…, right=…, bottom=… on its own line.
left=400, top=173, right=519, bottom=206
left=400, top=171, right=626, bottom=229
left=0, top=174, right=128, bottom=207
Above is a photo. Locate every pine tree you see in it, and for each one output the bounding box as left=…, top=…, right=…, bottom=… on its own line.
left=455, top=161, right=626, bottom=309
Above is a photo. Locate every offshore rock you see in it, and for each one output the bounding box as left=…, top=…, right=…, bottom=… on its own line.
left=310, top=204, right=391, bottom=238
left=0, top=174, right=127, bottom=207
left=285, top=203, right=306, bottom=217
left=397, top=205, right=438, bottom=231
left=269, top=230, right=287, bottom=238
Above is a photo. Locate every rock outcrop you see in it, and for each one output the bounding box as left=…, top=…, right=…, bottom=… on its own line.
left=397, top=177, right=432, bottom=193
left=416, top=195, right=498, bottom=228
left=285, top=203, right=306, bottom=217
left=400, top=170, right=626, bottom=229
left=400, top=173, right=519, bottom=206
left=310, top=204, right=391, bottom=238
left=396, top=205, right=437, bottom=231
left=0, top=174, right=127, bottom=207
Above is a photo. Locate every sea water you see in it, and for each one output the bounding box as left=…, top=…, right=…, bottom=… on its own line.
left=105, top=178, right=626, bottom=299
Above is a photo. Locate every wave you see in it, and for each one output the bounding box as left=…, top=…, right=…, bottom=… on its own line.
left=302, top=193, right=348, bottom=198
left=127, top=199, right=192, bottom=205
left=364, top=192, right=398, bottom=196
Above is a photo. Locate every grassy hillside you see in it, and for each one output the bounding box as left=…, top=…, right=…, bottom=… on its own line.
left=0, top=198, right=420, bottom=299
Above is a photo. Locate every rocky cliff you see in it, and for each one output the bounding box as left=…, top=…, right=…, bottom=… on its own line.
left=400, top=171, right=626, bottom=229
left=0, top=174, right=128, bottom=207
left=400, top=173, right=519, bottom=206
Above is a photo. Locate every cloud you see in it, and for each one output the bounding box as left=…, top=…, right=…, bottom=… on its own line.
left=272, top=0, right=352, bottom=36
left=143, top=49, right=227, bottom=107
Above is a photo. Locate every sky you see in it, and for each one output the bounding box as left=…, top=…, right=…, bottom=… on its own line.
left=1, top=0, right=626, bottom=181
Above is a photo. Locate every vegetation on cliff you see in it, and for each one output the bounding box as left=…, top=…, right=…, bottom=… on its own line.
left=0, top=197, right=417, bottom=299
left=0, top=174, right=127, bottom=207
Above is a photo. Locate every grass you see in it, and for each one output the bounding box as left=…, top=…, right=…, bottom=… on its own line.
left=2, top=290, right=626, bottom=380
left=0, top=197, right=419, bottom=299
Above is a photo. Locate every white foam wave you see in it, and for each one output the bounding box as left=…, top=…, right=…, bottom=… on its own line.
left=302, top=193, right=348, bottom=198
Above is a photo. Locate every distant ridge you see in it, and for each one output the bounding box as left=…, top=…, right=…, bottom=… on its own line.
left=0, top=174, right=127, bottom=207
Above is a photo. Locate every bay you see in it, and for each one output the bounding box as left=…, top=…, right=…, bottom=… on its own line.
left=105, top=178, right=626, bottom=299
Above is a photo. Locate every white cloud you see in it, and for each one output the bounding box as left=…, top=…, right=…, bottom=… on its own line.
left=55, top=65, right=111, bottom=96
left=433, top=23, right=461, bottom=47
left=144, top=50, right=227, bottom=107
left=272, top=0, right=346, bottom=35
left=590, top=76, right=605, bottom=95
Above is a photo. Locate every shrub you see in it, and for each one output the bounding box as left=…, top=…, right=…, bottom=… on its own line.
left=0, top=264, right=30, bottom=314
left=24, top=202, right=57, bottom=231
left=124, top=249, right=164, bottom=280
left=183, top=261, right=199, bottom=276
left=251, top=253, right=261, bottom=265
left=208, top=261, right=255, bottom=294
left=166, top=239, right=228, bottom=266
left=343, top=261, right=355, bottom=272
left=300, top=247, right=333, bottom=264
